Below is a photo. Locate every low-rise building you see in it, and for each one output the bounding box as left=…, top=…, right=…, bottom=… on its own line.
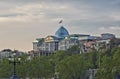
left=101, top=33, right=115, bottom=39
left=0, top=49, right=12, bottom=59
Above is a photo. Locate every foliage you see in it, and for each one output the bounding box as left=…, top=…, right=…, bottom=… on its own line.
left=95, top=47, right=120, bottom=79
left=0, top=46, right=120, bottom=79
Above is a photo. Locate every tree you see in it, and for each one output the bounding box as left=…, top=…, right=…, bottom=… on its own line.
left=66, top=45, right=80, bottom=55
left=57, top=55, right=90, bottom=79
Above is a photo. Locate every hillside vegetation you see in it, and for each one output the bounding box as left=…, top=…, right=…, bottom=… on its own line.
left=0, top=46, right=120, bottom=79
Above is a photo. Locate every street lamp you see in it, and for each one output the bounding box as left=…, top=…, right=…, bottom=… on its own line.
left=9, top=51, right=21, bottom=79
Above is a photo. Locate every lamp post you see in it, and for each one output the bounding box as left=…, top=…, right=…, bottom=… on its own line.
left=9, top=51, right=21, bottom=79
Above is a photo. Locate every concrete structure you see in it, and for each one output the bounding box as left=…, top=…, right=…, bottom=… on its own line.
left=0, top=49, right=12, bottom=59
left=33, top=26, right=69, bottom=52
left=44, top=36, right=59, bottom=52
left=101, top=33, right=115, bottom=39
left=59, top=34, right=90, bottom=51
left=33, top=40, right=38, bottom=51
left=33, top=24, right=117, bottom=56
left=0, top=49, right=24, bottom=60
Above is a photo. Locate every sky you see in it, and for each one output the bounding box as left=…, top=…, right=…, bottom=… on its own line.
left=0, top=0, right=120, bottom=51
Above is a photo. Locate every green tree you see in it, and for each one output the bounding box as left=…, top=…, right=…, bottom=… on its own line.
left=57, top=55, right=90, bottom=79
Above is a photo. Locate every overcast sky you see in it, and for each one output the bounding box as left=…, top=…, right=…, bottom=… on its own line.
left=0, top=0, right=120, bottom=51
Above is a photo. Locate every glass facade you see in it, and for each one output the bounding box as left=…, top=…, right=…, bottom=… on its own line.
left=55, top=26, right=69, bottom=38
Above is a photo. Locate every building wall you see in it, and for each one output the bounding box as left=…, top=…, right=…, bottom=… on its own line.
left=33, top=28, right=117, bottom=54
left=101, top=33, right=115, bottom=39
left=58, top=38, right=78, bottom=51
left=33, top=42, right=38, bottom=51
left=0, top=51, right=11, bottom=59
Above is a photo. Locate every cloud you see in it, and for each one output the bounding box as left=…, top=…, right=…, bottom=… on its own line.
left=0, top=2, right=71, bottom=23
left=99, top=27, right=106, bottom=30
left=0, top=0, right=120, bottom=51
left=97, top=26, right=120, bottom=37
left=109, top=12, right=120, bottom=21
left=99, top=26, right=120, bottom=31
left=1, top=0, right=120, bottom=24
left=109, top=26, right=120, bottom=30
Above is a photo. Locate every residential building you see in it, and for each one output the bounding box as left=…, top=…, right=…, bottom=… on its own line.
left=101, top=33, right=115, bottom=39
left=0, top=49, right=12, bottom=59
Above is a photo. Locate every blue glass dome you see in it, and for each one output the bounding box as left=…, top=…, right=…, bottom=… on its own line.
left=55, top=26, right=69, bottom=38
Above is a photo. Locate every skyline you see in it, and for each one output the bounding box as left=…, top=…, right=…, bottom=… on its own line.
left=0, top=0, right=120, bottom=51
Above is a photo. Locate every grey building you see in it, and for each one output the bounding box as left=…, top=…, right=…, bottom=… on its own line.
left=59, top=34, right=90, bottom=51
left=33, top=26, right=69, bottom=52
left=101, top=33, right=115, bottom=39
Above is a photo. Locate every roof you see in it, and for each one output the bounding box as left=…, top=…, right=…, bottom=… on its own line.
left=45, top=35, right=59, bottom=42
left=68, top=34, right=90, bottom=38
left=55, top=26, right=69, bottom=38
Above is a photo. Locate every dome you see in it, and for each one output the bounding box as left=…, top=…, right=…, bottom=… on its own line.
left=55, top=26, right=69, bottom=38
